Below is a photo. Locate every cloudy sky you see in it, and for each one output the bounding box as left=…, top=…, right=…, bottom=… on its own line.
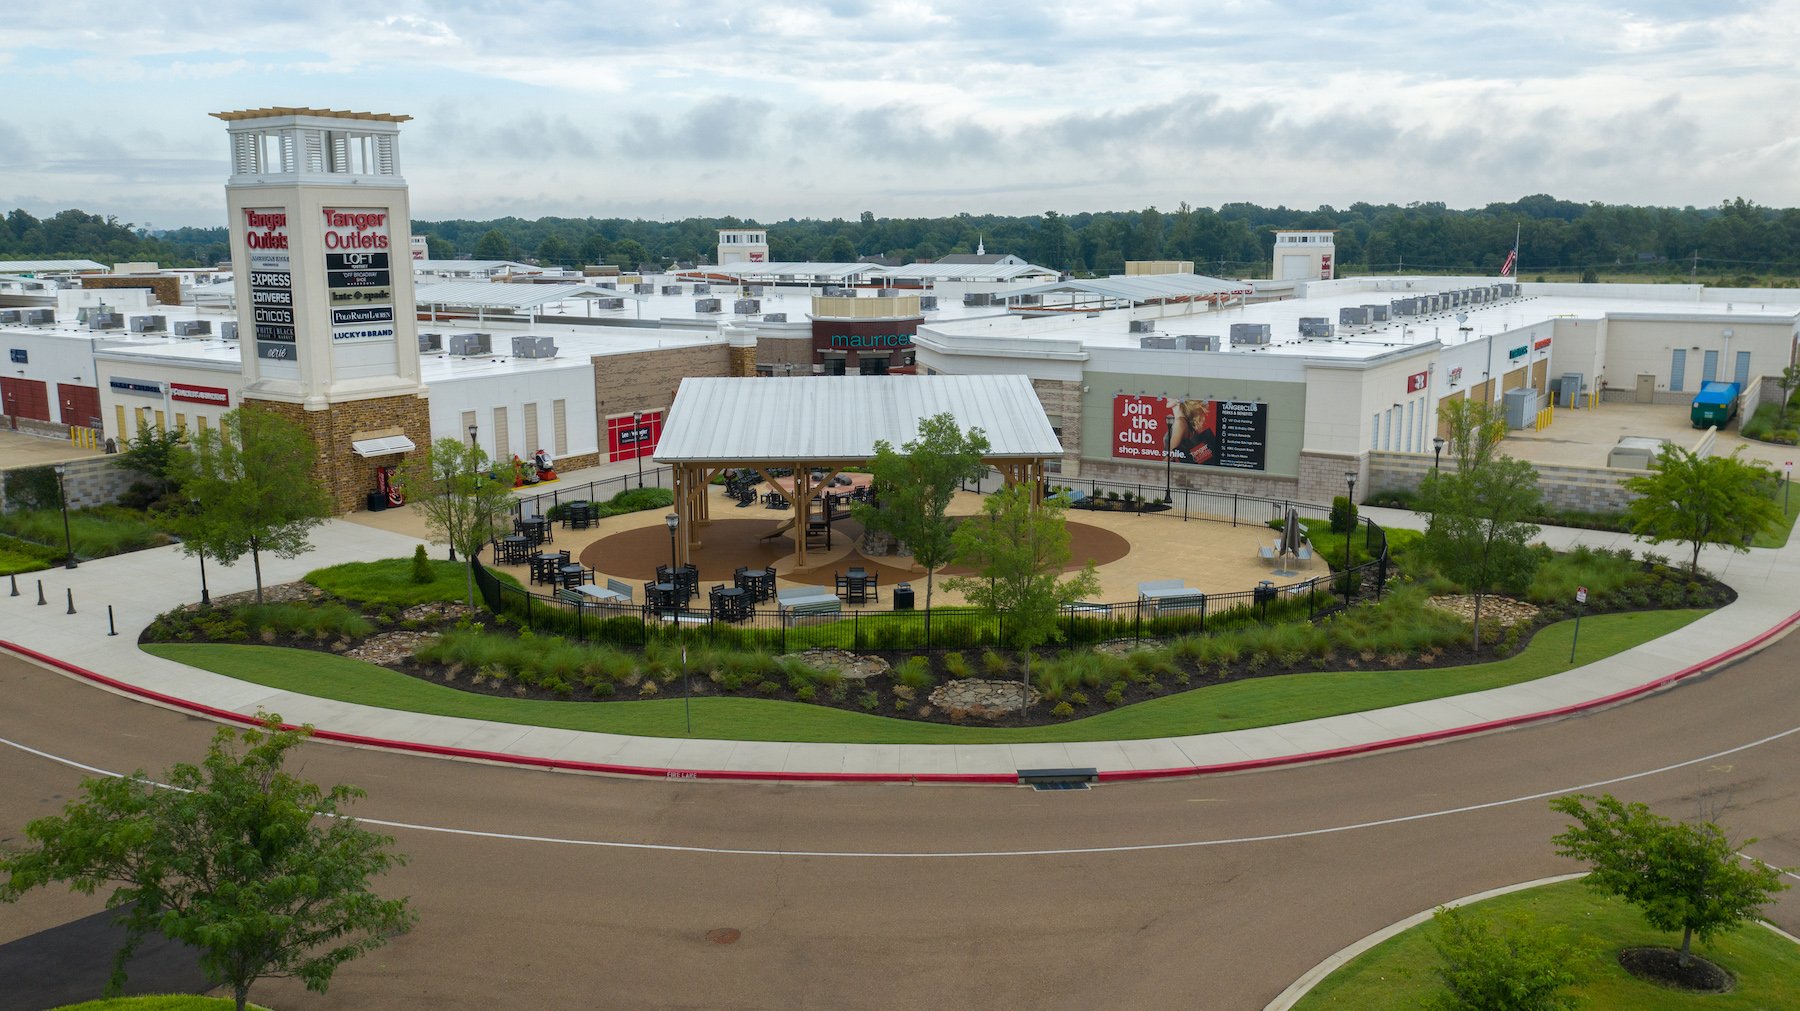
left=3, top=1, right=1796, bottom=228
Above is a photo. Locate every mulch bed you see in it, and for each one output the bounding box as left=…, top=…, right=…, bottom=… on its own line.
left=1618, top=946, right=1735, bottom=993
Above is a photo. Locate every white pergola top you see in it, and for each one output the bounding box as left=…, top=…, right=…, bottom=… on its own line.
left=654, top=374, right=1062, bottom=464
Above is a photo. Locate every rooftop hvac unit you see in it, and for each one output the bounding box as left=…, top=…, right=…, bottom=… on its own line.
left=89, top=312, right=123, bottom=331
left=692, top=283, right=710, bottom=294
left=0, top=310, right=21, bottom=325
left=733, top=299, right=761, bottom=314
left=918, top=295, right=938, bottom=311
left=746, top=285, right=765, bottom=296
left=512, top=335, right=557, bottom=359
left=220, top=321, right=239, bottom=341
left=128, top=314, right=167, bottom=333
left=1014, top=294, right=1041, bottom=305
left=1139, top=335, right=1178, bottom=350
left=964, top=292, right=993, bottom=306
left=597, top=281, right=616, bottom=290
left=634, top=283, right=654, bottom=294
left=1229, top=323, right=1271, bottom=345
left=877, top=288, right=900, bottom=298
left=1129, top=319, right=1157, bottom=334
left=1338, top=306, right=1371, bottom=326
left=1499, top=283, right=1517, bottom=298
left=1298, top=319, right=1334, bottom=339
left=172, top=320, right=211, bottom=337
left=761, top=313, right=787, bottom=323
left=1363, top=304, right=1389, bottom=322
left=418, top=332, right=443, bottom=352
left=1178, top=334, right=1220, bottom=351
left=25, top=308, right=54, bottom=325
left=694, top=298, right=722, bottom=313
left=595, top=297, right=625, bottom=310
left=448, top=332, right=492, bottom=356
left=661, top=285, right=682, bottom=295
left=1390, top=299, right=1415, bottom=317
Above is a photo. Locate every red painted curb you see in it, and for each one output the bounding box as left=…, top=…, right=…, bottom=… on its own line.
left=5, top=608, right=1795, bottom=785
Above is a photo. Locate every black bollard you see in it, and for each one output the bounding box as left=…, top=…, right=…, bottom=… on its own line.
left=66, top=587, right=76, bottom=615
left=107, top=604, right=118, bottom=636
left=37, top=579, right=46, bottom=606
left=9, top=573, right=17, bottom=596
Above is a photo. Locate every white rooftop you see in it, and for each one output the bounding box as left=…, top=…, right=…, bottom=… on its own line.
left=0, top=259, right=109, bottom=273
left=655, top=374, right=1062, bottom=463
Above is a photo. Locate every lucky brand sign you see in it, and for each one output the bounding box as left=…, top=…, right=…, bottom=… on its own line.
left=321, top=208, right=395, bottom=344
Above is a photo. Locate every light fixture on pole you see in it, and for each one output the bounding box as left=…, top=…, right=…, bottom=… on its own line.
left=191, top=497, right=209, bottom=605
left=467, top=423, right=478, bottom=448
left=1432, top=436, right=1446, bottom=471
left=54, top=464, right=76, bottom=569
left=1342, top=470, right=1358, bottom=606
left=1164, top=410, right=1176, bottom=501
left=634, top=410, right=646, bottom=489
left=664, top=512, right=680, bottom=615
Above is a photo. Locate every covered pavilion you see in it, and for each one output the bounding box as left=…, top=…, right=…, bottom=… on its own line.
left=652, top=375, right=1063, bottom=568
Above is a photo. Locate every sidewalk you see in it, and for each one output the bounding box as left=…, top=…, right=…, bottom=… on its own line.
left=2, top=508, right=1795, bottom=782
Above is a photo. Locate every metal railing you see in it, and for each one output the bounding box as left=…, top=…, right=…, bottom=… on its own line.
left=510, top=465, right=672, bottom=520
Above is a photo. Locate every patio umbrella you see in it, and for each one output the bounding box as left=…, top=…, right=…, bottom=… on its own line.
left=1272, top=507, right=1303, bottom=576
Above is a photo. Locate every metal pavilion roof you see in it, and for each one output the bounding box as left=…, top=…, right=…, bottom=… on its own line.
left=867, top=262, right=1059, bottom=282
left=0, top=259, right=108, bottom=273
left=654, top=375, right=1062, bottom=464
left=999, top=273, right=1253, bottom=303
left=685, top=262, right=880, bottom=281
left=413, top=281, right=645, bottom=310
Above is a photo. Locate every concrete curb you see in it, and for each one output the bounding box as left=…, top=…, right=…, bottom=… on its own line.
left=4, top=608, right=1796, bottom=785
left=1263, top=873, right=1588, bottom=1011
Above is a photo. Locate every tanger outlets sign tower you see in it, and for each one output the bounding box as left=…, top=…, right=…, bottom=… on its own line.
left=214, top=107, right=430, bottom=512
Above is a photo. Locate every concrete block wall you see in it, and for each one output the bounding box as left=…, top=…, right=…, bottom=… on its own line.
left=1366, top=450, right=1640, bottom=513
left=0, top=455, right=135, bottom=511
left=1072, top=457, right=1302, bottom=502
left=1030, top=378, right=1083, bottom=477
left=1298, top=450, right=1366, bottom=505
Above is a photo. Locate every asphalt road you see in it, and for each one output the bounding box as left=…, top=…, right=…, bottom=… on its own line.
left=1, top=633, right=1796, bottom=1011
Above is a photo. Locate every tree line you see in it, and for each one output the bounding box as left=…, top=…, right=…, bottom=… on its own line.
left=8, top=196, right=1800, bottom=282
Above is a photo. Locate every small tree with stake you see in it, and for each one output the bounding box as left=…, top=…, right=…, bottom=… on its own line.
left=851, top=412, right=990, bottom=619
left=1623, top=445, right=1780, bottom=576
left=1550, top=793, right=1788, bottom=972
left=402, top=437, right=515, bottom=607
left=944, top=485, right=1098, bottom=718
left=0, top=716, right=416, bottom=1011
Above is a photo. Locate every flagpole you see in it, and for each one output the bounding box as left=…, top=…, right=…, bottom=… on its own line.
left=1513, top=222, right=1521, bottom=281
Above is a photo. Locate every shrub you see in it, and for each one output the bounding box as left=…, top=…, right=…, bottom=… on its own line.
left=1103, top=687, right=1124, bottom=705
left=1329, top=495, right=1358, bottom=534
left=410, top=544, right=432, bottom=584
left=638, top=681, right=659, bottom=696
left=1050, top=701, right=1075, bottom=718
left=895, top=656, right=935, bottom=691
left=756, top=680, right=781, bottom=696
left=981, top=649, right=1009, bottom=676
left=943, top=652, right=971, bottom=678
left=794, top=684, right=816, bottom=702
left=858, top=690, right=880, bottom=712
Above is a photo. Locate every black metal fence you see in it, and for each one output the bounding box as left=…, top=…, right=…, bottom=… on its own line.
left=510, top=465, right=672, bottom=521
left=469, top=517, right=1391, bottom=655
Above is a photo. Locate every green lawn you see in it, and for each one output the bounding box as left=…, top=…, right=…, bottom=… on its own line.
left=305, top=558, right=519, bottom=606
left=144, top=609, right=1705, bottom=745
left=1293, top=878, right=1800, bottom=1010
left=49, top=997, right=270, bottom=1011
left=1750, top=477, right=1800, bottom=549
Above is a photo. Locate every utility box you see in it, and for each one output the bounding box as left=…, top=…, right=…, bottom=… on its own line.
left=918, top=296, right=938, bottom=311
left=761, top=313, right=787, bottom=322
left=220, top=321, right=239, bottom=340
left=1338, top=306, right=1371, bottom=326
left=1229, top=323, right=1271, bottom=345
left=733, top=299, right=761, bottom=314
left=694, top=298, right=722, bottom=313
left=1559, top=372, right=1585, bottom=409
left=595, top=297, right=624, bottom=310
left=24, top=309, right=54, bottom=324
left=1503, top=386, right=1539, bottom=428
left=1607, top=436, right=1667, bottom=470
left=511, top=335, right=557, bottom=359
left=173, top=320, right=211, bottom=337
left=448, top=332, right=492, bottom=356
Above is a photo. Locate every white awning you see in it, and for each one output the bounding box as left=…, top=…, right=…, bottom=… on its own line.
left=350, top=435, right=416, bottom=457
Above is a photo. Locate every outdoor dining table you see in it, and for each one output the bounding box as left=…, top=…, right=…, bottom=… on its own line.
left=713, top=586, right=748, bottom=622
left=497, top=535, right=529, bottom=565
left=518, top=515, right=550, bottom=547
left=650, top=581, right=682, bottom=613
left=529, top=552, right=565, bottom=584
left=558, top=564, right=587, bottom=588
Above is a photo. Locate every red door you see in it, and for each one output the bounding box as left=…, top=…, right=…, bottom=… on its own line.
left=58, top=383, right=101, bottom=428
left=0, top=377, right=51, bottom=422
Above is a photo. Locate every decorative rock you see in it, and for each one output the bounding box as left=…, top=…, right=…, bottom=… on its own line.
left=797, top=649, right=890, bottom=681
left=928, top=678, right=1038, bottom=721
left=348, top=631, right=440, bottom=668
left=1426, top=595, right=1541, bottom=627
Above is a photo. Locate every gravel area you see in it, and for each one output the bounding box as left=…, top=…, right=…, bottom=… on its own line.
left=1426, top=594, right=1541, bottom=627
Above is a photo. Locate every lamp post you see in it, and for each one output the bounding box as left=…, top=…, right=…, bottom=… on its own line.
left=191, top=498, right=210, bottom=605
left=1432, top=436, right=1446, bottom=471
left=664, top=512, right=680, bottom=614
left=53, top=464, right=76, bottom=569
left=634, top=410, right=646, bottom=489
left=467, top=422, right=478, bottom=448
left=1342, top=470, right=1357, bottom=606
left=1164, top=411, right=1176, bottom=502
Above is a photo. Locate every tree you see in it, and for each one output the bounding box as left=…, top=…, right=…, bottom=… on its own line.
left=401, top=437, right=514, bottom=606
left=1418, top=401, right=1544, bottom=645
left=116, top=423, right=186, bottom=506
left=852, top=413, right=990, bottom=619
left=1550, top=793, right=1788, bottom=968
left=172, top=406, right=332, bottom=604
left=944, top=486, right=1099, bottom=716
left=1623, top=446, right=1780, bottom=575
left=472, top=228, right=515, bottom=261
left=535, top=233, right=572, bottom=266
left=1774, top=363, right=1800, bottom=424
left=0, top=716, right=416, bottom=1011
left=1425, top=906, right=1587, bottom=1011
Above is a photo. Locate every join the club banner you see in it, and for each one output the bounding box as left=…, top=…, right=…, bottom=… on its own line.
left=1112, top=394, right=1269, bottom=471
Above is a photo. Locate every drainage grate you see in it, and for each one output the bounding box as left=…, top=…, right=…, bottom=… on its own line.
left=1030, top=780, right=1091, bottom=792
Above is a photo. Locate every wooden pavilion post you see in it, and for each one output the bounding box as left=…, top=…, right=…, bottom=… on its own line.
left=793, top=465, right=810, bottom=569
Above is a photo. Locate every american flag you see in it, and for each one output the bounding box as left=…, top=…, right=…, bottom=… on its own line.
left=1500, top=248, right=1517, bottom=276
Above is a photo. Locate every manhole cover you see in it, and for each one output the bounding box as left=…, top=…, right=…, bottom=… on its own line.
left=706, top=928, right=741, bottom=945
